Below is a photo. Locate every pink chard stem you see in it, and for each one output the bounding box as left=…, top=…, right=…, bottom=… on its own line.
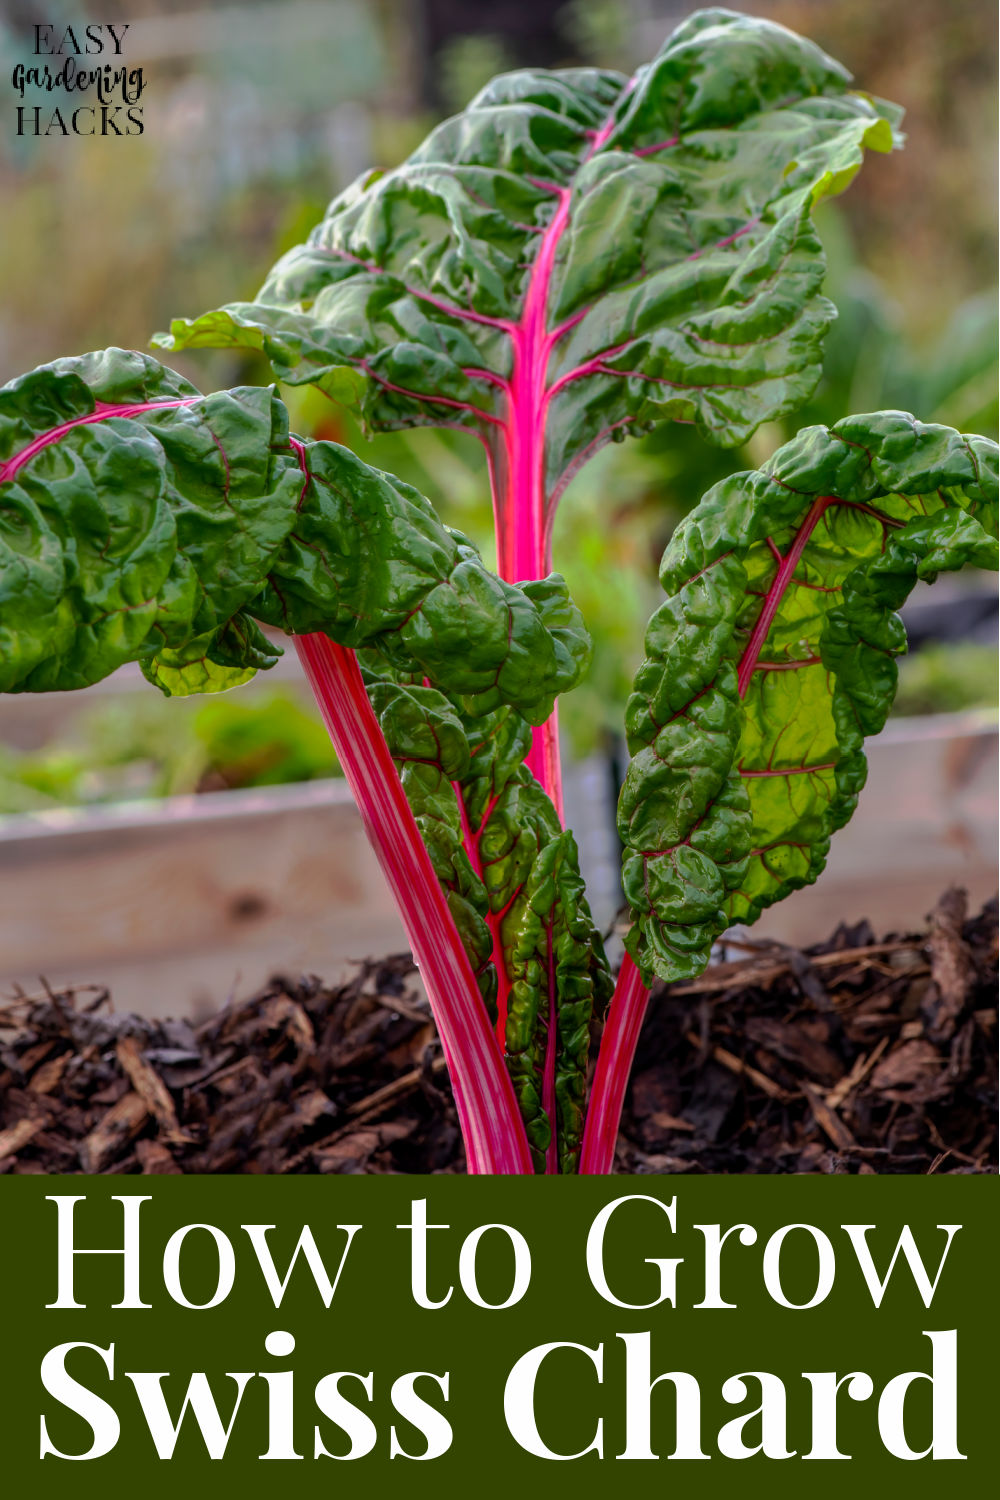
left=295, top=633, right=533, bottom=1175
left=579, top=954, right=649, bottom=1174
left=484, top=97, right=653, bottom=1172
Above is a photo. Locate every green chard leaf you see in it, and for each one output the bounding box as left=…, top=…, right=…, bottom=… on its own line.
left=0, top=349, right=301, bottom=695
left=160, top=9, right=901, bottom=497
left=621, top=412, right=999, bottom=986
left=249, top=439, right=589, bottom=723
left=360, top=656, right=612, bottom=1173
left=0, top=349, right=588, bottom=725
left=0, top=348, right=603, bottom=1163
left=504, top=826, right=613, bottom=1173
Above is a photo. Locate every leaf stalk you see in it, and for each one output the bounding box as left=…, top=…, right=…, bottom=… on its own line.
left=295, top=633, right=533, bottom=1175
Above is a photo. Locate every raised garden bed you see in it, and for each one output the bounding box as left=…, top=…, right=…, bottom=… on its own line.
left=1, top=888, right=994, bottom=1177
left=1, top=711, right=994, bottom=1019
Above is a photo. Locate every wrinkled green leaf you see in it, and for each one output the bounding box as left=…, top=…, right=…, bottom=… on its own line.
left=139, top=635, right=259, bottom=697
left=362, top=656, right=611, bottom=1172
left=249, top=441, right=589, bottom=723
left=0, top=349, right=300, bottom=694
left=621, top=412, right=999, bottom=985
left=361, top=659, right=610, bottom=1171
left=0, top=350, right=590, bottom=728
left=505, top=828, right=613, bottom=1173
left=0, top=348, right=603, bottom=1165
left=161, top=9, right=900, bottom=488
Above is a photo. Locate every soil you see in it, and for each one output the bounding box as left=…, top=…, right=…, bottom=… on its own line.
left=0, top=887, right=995, bottom=1177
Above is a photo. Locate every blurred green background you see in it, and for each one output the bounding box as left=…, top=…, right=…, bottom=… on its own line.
left=1, top=0, right=996, bottom=809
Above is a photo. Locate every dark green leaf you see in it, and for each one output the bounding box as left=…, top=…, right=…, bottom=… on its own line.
left=362, top=656, right=611, bottom=1171
left=0, top=350, right=590, bottom=729
left=0, top=349, right=299, bottom=694
left=161, top=9, right=901, bottom=499
left=249, top=441, right=590, bottom=723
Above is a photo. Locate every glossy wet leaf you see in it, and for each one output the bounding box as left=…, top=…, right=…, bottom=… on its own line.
left=0, top=350, right=589, bottom=728
left=0, top=349, right=299, bottom=695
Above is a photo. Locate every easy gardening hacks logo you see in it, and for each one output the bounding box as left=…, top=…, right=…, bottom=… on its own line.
left=10, top=22, right=144, bottom=138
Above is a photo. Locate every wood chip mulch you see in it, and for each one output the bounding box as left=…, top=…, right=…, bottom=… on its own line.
left=0, top=888, right=995, bottom=1176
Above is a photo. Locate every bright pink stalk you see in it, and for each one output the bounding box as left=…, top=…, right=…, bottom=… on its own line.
left=294, top=633, right=533, bottom=1175
left=490, top=111, right=625, bottom=822
left=0, top=398, right=200, bottom=485
left=484, top=103, right=649, bottom=1169
left=737, top=495, right=834, bottom=695
left=579, top=954, right=649, bottom=1173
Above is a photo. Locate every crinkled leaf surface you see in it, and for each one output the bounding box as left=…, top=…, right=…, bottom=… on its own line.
left=0, top=350, right=589, bottom=725
left=361, top=657, right=611, bottom=1172
left=250, top=441, right=589, bottom=723
left=621, top=413, right=999, bottom=985
left=161, top=8, right=899, bottom=530
left=0, top=349, right=299, bottom=695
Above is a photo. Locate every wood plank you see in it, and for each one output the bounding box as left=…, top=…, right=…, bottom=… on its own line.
left=0, top=784, right=405, bottom=1019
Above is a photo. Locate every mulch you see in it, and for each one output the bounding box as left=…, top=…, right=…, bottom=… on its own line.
left=0, top=887, right=995, bottom=1176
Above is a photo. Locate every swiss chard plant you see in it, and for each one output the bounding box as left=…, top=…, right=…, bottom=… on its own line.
left=1, top=10, right=997, bottom=1174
